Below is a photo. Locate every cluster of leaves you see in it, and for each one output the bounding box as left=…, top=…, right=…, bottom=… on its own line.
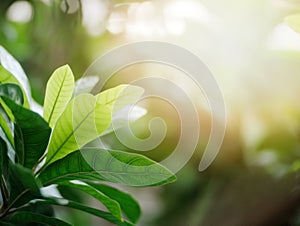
left=0, top=47, right=176, bottom=225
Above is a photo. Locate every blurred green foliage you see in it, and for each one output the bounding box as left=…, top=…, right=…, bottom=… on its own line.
left=2, top=0, right=300, bottom=225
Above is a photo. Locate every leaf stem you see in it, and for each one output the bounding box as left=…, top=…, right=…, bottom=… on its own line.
left=32, top=153, right=47, bottom=174
left=0, top=189, right=29, bottom=218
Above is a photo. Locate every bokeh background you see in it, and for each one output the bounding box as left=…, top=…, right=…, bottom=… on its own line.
left=2, top=0, right=300, bottom=225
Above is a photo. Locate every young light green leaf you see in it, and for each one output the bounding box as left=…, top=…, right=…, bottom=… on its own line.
left=31, top=199, right=133, bottom=226
left=2, top=98, right=51, bottom=169
left=285, top=14, right=300, bottom=34
left=45, top=94, right=111, bottom=165
left=58, top=181, right=122, bottom=220
left=43, top=65, right=75, bottom=127
left=74, top=76, right=99, bottom=96
left=100, top=105, right=147, bottom=137
left=39, top=148, right=176, bottom=187
left=7, top=211, right=71, bottom=226
left=87, top=182, right=141, bottom=223
left=0, top=66, right=29, bottom=108
left=96, top=84, right=144, bottom=112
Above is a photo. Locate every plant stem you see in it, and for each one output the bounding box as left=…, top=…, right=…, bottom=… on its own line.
left=34, top=159, right=49, bottom=176
left=32, top=153, right=47, bottom=174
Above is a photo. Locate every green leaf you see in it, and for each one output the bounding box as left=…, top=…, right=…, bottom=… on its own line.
left=0, top=137, right=9, bottom=208
left=0, top=136, right=7, bottom=177
left=285, top=14, right=300, bottom=34
left=45, top=94, right=111, bottom=165
left=87, top=182, right=141, bottom=223
left=58, top=181, right=122, bottom=220
left=0, top=221, right=14, bottom=226
left=96, top=85, right=145, bottom=137
left=31, top=199, right=133, bottom=226
left=0, top=108, right=14, bottom=146
left=81, top=148, right=177, bottom=186
left=0, top=46, right=31, bottom=100
left=74, top=76, right=99, bottom=96
left=39, top=150, right=105, bottom=185
left=96, top=84, right=144, bottom=112
left=43, top=65, right=75, bottom=128
left=0, top=136, right=9, bottom=183
left=39, top=148, right=177, bottom=187
left=7, top=211, right=71, bottom=226
left=0, top=65, right=30, bottom=108
left=7, top=162, right=41, bottom=208
left=0, top=83, right=24, bottom=105
left=0, top=83, right=24, bottom=146
left=2, top=98, right=51, bottom=168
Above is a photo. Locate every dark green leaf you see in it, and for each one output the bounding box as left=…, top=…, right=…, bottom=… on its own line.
left=7, top=211, right=71, bottom=226
left=0, top=220, right=14, bottom=226
left=31, top=199, right=133, bottom=226
left=38, top=150, right=108, bottom=186
left=0, top=46, right=31, bottom=103
left=16, top=202, right=54, bottom=217
left=2, top=97, right=51, bottom=169
left=0, top=83, right=24, bottom=105
left=82, top=148, right=177, bottom=186
left=57, top=185, right=84, bottom=203
left=39, top=148, right=176, bottom=187
left=58, top=181, right=122, bottom=220
left=87, top=182, right=141, bottom=223
left=0, top=65, right=30, bottom=108
left=0, top=83, right=25, bottom=148
left=0, top=136, right=9, bottom=208
left=7, top=163, right=41, bottom=208
left=0, top=136, right=8, bottom=177
left=0, top=106, right=14, bottom=146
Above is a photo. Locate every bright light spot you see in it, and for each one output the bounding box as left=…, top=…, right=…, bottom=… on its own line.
left=82, top=0, right=109, bottom=36
left=41, top=0, right=52, bottom=5
left=126, top=2, right=157, bottom=37
left=255, top=150, right=278, bottom=166
left=61, top=0, right=80, bottom=14
left=56, top=199, right=69, bottom=205
left=267, top=22, right=300, bottom=51
left=164, top=15, right=186, bottom=36
left=75, top=76, right=100, bottom=95
left=70, top=180, right=86, bottom=185
left=165, top=0, right=213, bottom=25
left=106, top=1, right=214, bottom=38
left=241, top=113, right=266, bottom=148
left=107, top=11, right=126, bottom=34
left=6, top=1, right=33, bottom=23
left=163, top=0, right=215, bottom=35
left=40, top=185, right=63, bottom=198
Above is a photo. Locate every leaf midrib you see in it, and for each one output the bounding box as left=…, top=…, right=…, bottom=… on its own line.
left=99, top=89, right=139, bottom=106
left=42, top=169, right=172, bottom=186
left=46, top=108, right=95, bottom=165
left=47, top=71, right=68, bottom=125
